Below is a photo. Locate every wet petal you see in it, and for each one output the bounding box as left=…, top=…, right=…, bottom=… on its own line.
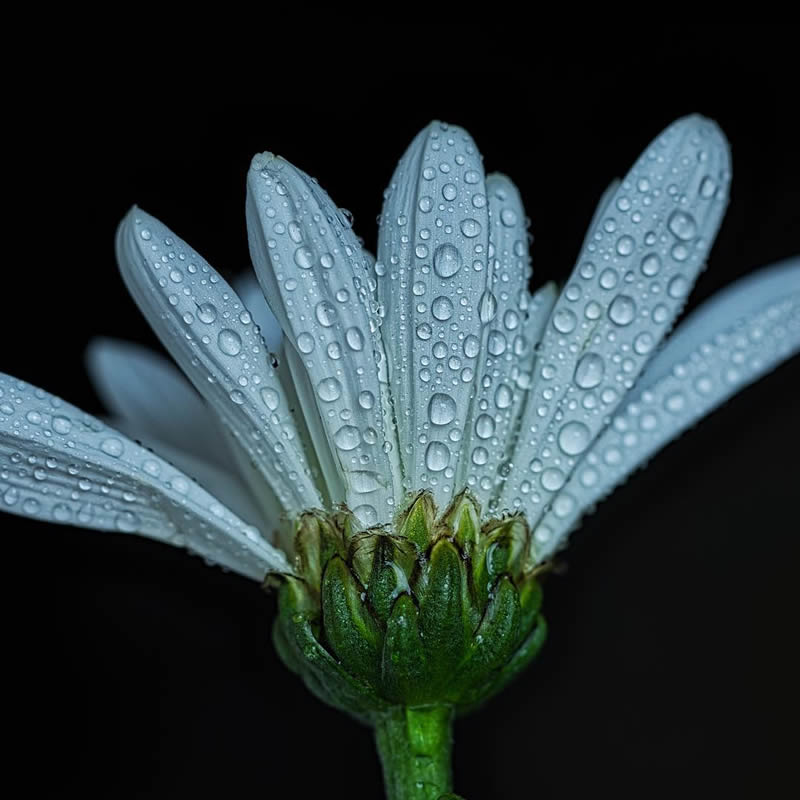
left=532, top=257, right=800, bottom=560
left=456, top=174, right=534, bottom=506
left=246, top=154, right=399, bottom=526
left=86, top=337, right=236, bottom=474
left=0, top=374, right=291, bottom=580
left=116, top=208, right=321, bottom=514
left=500, top=115, right=731, bottom=522
left=377, top=122, right=490, bottom=509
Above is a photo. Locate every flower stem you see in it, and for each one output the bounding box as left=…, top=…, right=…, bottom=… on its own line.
left=373, top=705, right=456, bottom=800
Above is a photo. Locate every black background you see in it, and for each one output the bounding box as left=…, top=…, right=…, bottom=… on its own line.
left=4, top=29, right=799, bottom=798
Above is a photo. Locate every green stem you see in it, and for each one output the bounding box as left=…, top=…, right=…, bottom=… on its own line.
left=373, top=705, right=456, bottom=800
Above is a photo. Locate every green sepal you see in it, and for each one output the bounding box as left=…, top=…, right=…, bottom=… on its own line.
left=441, top=490, right=480, bottom=557
left=367, top=536, right=412, bottom=626
left=380, top=593, right=427, bottom=704
left=294, top=511, right=345, bottom=597
left=462, top=575, right=521, bottom=677
left=398, top=491, right=436, bottom=552
left=417, top=539, right=471, bottom=692
left=273, top=577, right=386, bottom=717
left=321, top=555, right=383, bottom=685
left=472, top=517, right=529, bottom=611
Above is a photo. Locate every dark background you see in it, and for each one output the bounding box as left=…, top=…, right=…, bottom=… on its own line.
left=4, top=29, right=799, bottom=798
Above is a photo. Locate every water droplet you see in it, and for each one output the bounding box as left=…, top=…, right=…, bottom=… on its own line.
left=599, top=268, right=618, bottom=290
left=261, top=388, right=279, bottom=410
left=294, top=246, right=315, bottom=270
left=100, top=438, right=124, bottom=457
left=664, top=391, right=685, bottom=413
left=429, top=393, right=456, bottom=426
left=52, top=416, right=72, bottom=435
left=475, top=414, right=495, bottom=439
left=197, top=303, right=217, bottom=324
left=668, top=275, right=688, bottom=299
left=345, top=327, right=364, bottom=351
left=358, top=390, right=375, bottom=410
left=317, top=377, right=342, bottom=403
left=425, top=441, right=450, bottom=472
left=574, top=353, right=605, bottom=389
left=500, top=208, right=517, bottom=227
left=495, top=383, right=513, bottom=409
left=115, top=511, right=139, bottom=533
left=463, top=335, right=480, bottom=358
left=633, top=331, right=654, bottom=354
left=608, top=295, right=636, bottom=326
left=297, top=332, right=315, bottom=353
left=417, top=323, right=432, bottom=341
left=553, top=308, right=577, bottom=334
left=668, top=210, right=697, bottom=241
left=616, top=235, right=635, bottom=256
left=218, top=329, right=242, bottom=356
left=442, top=183, right=457, bottom=201
left=541, top=467, right=565, bottom=491
left=640, top=253, right=661, bottom=277
left=699, top=176, right=717, bottom=198
left=432, top=296, right=453, bottom=321
left=558, top=421, right=591, bottom=455
left=353, top=504, right=378, bottom=526
left=472, top=446, right=489, bottom=466
left=433, top=243, right=462, bottom=278
left=460, top=218, right=482, bottom=238
left=479, top=291, right=497, bottom=323
left=333, top=425, right=360, bottom=451
left=315, top=300, right=337, bottom=327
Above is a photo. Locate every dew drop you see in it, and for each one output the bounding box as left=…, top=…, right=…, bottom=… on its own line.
left=608, top=295, right=636, bottom=326
left=558, top=421, right=591, bottom=456
left=475, top=414, right=495, bottom=440
left=432, top=296, right=453, bottom=321
left=433, top=244, right=462, bottom=278
left=553, top=308, right=577, bottom=334
left=345, top=327, right=364, bottom=351
left=541, top=467, right=565, bottom=492
left=297, top=332, right=315, bottom=354
left=100, top=438, right=124, bottom=457
left=574, top=353, right=605, bottom=389
left=218, top=329, right=242, bottom=356
left=261, top=388, right=279, bottom=411
left=198, top=303, right=217, bottom=324
left=640, top=253, right=661, bottom=277
left=315, top=300, right=337, bottom=327
left=425, top=441, right=450, bottom=472
left=333, top=425, right=360, bottom=451
left=460, top=218, right=482, bottom=238
left=429, top=393, right=456, bottom=426
left=317, top=377, right=342, bottom=403
left=667, top=210, right=697, bottom=241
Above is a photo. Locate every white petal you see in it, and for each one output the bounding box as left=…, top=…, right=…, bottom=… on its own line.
left=246, top=154, right=399, bottom=526
left=500, top=115, right=731, bottom=522
left=116, top=208, right=321, bottom=514
left=105, top=416, right=271, bottom=534
left=532, top=258, right=800, bottom=560
left=455, top=172, right=541, bottom=507
left=233, top=270, right=284, bottom=354
left=376, top=122, right=491, bottom=510
left=0, top=374, right=291, bottom=580
left=86, top=337, right=237, bottom=473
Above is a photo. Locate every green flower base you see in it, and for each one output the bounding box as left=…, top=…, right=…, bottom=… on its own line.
left=269, top=490, right=547, bottom=799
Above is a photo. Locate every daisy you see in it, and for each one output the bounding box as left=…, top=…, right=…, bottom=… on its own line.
left=1, top=115, right=797, bottom=799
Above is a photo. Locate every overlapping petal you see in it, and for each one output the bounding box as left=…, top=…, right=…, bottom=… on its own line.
left=531, top=257, right=800, bottom=558
left=498, top=115, right=732, bottom=522
left=0, top=374, right=290, bottom=579
left=377, top=122, right=492, bottom=509
left=116, top=208, right=321, bottom=514
left=246, top=154, right=401, bottom=526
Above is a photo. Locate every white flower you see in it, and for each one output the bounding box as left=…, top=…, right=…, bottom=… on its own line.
left=1, top=116, right=798, bottom=580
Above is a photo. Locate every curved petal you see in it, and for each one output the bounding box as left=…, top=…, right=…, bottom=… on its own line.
left=532, top=258, right=800, bottom=560
left=86, top=337, right=237, bottom=473
left=500, top=115, right=732, bottom=523
left=246, top=154, right=400, bottom=526
left=0, top=374, right=291, bottom=580
left=376, top=122, right=491, bottom=510
left=116, top=208, right=321, bottom=515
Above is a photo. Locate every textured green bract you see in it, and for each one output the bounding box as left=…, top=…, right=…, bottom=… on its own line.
left=270, top=490, right=547, bottom=720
